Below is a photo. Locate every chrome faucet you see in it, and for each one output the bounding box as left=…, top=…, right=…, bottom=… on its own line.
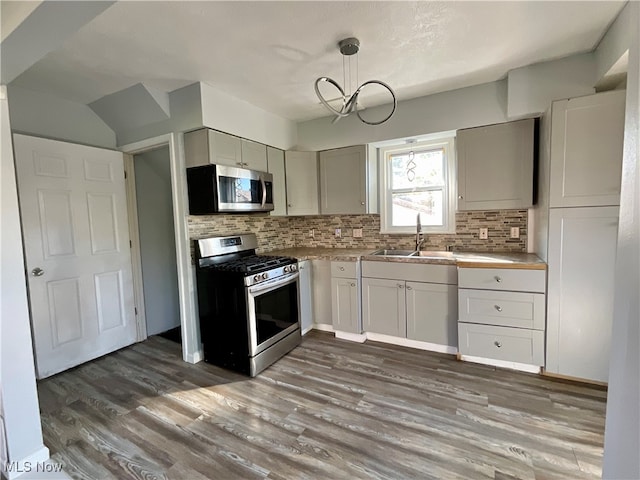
left=415, top=213, right=425, bottom=251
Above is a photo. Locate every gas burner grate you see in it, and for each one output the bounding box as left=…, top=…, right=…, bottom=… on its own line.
left=208, top=255, right=295, bottom=274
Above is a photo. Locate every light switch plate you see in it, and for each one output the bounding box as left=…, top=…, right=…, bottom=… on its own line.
left=510, top=227, right=520, bottom=239
left=309, top=229, right=315, bottom=238
left=353, top=228, right=363, bottom=238
left=479, top=228, right=488, bottom=240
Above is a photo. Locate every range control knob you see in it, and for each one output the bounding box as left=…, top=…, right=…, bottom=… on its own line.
left=290, top=264, right=297, bottom=272
left=261, top=272, right=268, bottom=280
left=283, top=266, right=290, bottom=273
left=253, top=275, right=261, bottom=282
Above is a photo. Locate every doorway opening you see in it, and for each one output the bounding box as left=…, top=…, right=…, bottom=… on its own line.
left=130, top=145, right=181, bottom=347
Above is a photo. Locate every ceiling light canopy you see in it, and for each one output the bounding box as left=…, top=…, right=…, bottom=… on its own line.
left=315, top=37, right=397, bottom=125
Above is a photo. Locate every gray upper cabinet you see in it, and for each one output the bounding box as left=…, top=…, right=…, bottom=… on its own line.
left=184, top=129, right=242, bottom=168
left=184, top=129, right=268, bottom=171
left=267, top=147, right=287, bottom=216
left=240, top=139, right=268, bottom=171
left=549, top=90, right=625, bottom=208
left=319, top=145, right=366, bottom=214
left=457, top=118, right=535, bottom=211
left=284, top=151, right=319, bottom=216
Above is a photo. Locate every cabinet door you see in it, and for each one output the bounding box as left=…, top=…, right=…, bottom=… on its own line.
left=457, top=118, right=534, bottom=210
left=267, top=147, right=287, bottom=216
left=546, top=206, right=619, bottom=382
left=549, top=91, right=625, bottom=208
left=284, top=151, right=319, bottom=215
left=241, top=139, right=268, bottom=171
left=319, top=145, right=366, bottom=214
left=362, top=278, right=406, bottom=337
left=298, top=260, right=314, bottom=333
left=208, top=130, right=242, bottom=167
left=406, top=282, right=458, bottom=347
left=331, top=278, right=359, bottom=333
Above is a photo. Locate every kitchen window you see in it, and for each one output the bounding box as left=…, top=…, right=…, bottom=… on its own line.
left=379, top=137, right=456, bottom=234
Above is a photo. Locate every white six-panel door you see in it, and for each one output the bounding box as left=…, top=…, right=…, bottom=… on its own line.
left=13, top=134, right=137, bottom=378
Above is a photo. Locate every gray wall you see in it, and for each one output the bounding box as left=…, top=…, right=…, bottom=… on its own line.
left=0, top=86, right=48, bottom=472
left=134, top=147, right=181, bottom=336
left=7, top=85, right=116, bottom=148
left=602, top=2, right=640, bottom=478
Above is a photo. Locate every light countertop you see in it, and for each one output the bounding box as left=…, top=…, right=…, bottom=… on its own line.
left=267, top=247, right=546, bottom=270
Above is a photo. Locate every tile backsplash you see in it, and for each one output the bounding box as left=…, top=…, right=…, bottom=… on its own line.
left=187, top=210, right=527, bottom=253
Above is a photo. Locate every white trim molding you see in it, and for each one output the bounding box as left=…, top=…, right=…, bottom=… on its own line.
left=459, top=354, right=541, bottom=374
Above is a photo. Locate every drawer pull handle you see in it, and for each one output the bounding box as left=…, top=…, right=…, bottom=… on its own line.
left=339, top=267, right=345, bottom=271
left=495, top=305, right=502, bottom=312
left=494, top=341, right=502, bottom=348
left=494, top=276, right=502, bottom=283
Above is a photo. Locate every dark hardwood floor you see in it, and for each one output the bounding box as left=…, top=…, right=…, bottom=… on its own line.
left=38, top=331, right=607, bottom=479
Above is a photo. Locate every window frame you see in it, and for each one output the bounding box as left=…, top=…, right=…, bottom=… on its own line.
left=379, top=137, right=457, bottom=235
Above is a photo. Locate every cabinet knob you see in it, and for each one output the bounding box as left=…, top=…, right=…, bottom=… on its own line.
left=287, top=204, right=292, bottom=207
left=494, top=341, right=502, bottom=348
left=361, top=202, right=365, bottom=205
left=494, top=305, right=502, bottom=312
left=350, top=282, right=356, bottom=287
left=458, top=195, right=463, bottom=199
left=398, top=284, right=404, bottom=289
left=406, top=286, right=413, bottom=290
left=339, top=266, right=345, bottom=271
left=494, top=276, right=502, bottom=283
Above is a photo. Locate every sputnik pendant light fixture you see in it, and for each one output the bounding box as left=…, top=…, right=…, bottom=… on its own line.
left=315, top=37, right=397, bottom=125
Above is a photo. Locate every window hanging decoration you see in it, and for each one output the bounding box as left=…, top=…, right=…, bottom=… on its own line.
left=314, top=37, right=397, bottom=126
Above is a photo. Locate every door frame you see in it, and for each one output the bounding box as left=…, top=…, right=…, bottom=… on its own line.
left=119, top=133, right=202, bottom=364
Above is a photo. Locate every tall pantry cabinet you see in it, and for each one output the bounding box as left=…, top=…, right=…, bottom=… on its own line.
left=536, top=90, right=625, bottom=383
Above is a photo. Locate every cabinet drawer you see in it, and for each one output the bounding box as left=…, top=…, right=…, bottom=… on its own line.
left=331, top=261, right=356, bottom=278
left=362, top=261, right=457, bottom=285
left=458, top=267, right=545, bottom=293
left=458, top=289, right=545, bottom=330
left=458, top=323, right=544, bottom=365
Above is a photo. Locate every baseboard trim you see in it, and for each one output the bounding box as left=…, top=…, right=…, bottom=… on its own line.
left=335, top=331, right=367, bottom=343
left=365, top=332, right=458, bottom=355
left=301, top=325, right=314, bottom=336
left=541, top=369, right=608, bottom=387
left=185, top=349, right=203, bottom=364
left=459, top=354, right=541, bottom=374
left=3, top=445, right=50, bottom=480
left=312, top=323, right=334, bottom=333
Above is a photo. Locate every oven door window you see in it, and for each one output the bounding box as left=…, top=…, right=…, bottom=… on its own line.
left=254, top=280, right=298, bottom=346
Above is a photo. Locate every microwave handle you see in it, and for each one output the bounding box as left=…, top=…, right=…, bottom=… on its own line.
left=260, top=175, right=267, bottom=208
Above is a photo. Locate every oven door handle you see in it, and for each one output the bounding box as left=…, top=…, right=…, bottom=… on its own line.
left=249, top=272, right=299, bottom=295
left=260, top=175, right=267, bottom=208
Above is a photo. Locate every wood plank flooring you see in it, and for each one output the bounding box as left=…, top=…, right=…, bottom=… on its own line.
left=38, top=331, right=607, bottom=479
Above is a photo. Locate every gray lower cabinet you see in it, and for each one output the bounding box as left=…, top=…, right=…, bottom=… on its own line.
left=361, top=277, right=406, bottom=337
left=330, top=261, right=359, bottom=333
left=457, top=266, right=546, bottom=366
left=406, top=281, right=458, bottom=346
left=361, top=261, right=458, bottom=345
left=331, top=278, right=358, bottom=333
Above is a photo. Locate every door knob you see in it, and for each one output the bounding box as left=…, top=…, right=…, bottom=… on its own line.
left=31, top=267, right=44, bottom=277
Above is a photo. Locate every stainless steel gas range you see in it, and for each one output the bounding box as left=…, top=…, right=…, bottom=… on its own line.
left=195, top=234, right=301, bottom=376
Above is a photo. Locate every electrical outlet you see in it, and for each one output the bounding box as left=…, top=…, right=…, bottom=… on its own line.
left=353, top=228, right=363, bottom=238
left=479, top=227, right=488, bottom=240
left=309, top=229, right=314, bottom=238
left=335, top=228, right=341, bottom=238
left=510, top=227, right=520, bottom=239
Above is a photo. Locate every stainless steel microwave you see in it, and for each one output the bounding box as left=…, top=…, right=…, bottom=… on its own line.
left=187, top=164, right=274, bottom=214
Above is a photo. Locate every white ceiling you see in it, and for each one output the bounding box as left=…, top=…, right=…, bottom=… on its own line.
left=10, top=1, right=625, bottom=122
